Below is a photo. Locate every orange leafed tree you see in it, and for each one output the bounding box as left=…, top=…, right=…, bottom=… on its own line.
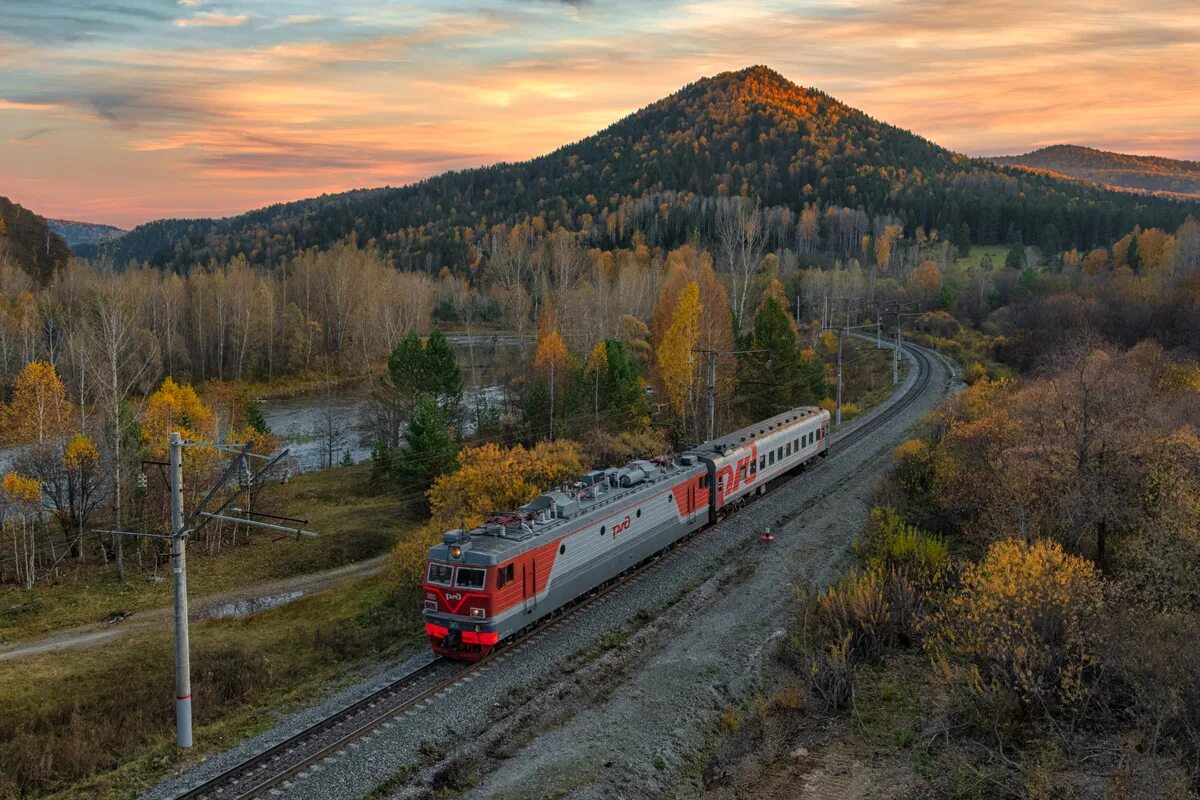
left=3, top=361, right=73, bottom=446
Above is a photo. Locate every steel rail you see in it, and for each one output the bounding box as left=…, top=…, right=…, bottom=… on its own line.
left=172, top=342, right=938, bottom=800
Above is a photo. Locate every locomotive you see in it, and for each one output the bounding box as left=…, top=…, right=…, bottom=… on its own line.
left=422, top=405, right=831, bottom=660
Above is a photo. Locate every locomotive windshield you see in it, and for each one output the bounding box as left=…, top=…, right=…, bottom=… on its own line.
left=455, top=568, right=486, bottom=589
left=427, top=563, right=453, bottom=586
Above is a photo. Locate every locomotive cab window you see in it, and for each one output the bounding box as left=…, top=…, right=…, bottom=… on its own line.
left=427, top=563, right=453, bottom=586
left=749, top=460, right=756, bottom=476
left=497, top=564, right=515, bottom=588
left=455, top=568, right=486, bottom=589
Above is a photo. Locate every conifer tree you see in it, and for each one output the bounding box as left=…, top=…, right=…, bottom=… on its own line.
left=395, top=394, right=458, bottom=500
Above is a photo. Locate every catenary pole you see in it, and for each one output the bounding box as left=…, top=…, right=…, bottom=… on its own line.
left=169, top=431, right=193, bottom=748
left=706, top=350, right=717, bottom=442
left=835, top=329, right=843, bottom=426
left=893, top=315, right=901, bottom=385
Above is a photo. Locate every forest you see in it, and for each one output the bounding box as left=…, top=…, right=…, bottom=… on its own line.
left=1, top=63, right=1199, bottom=800
left=94, top=68, right=1199, bottom=276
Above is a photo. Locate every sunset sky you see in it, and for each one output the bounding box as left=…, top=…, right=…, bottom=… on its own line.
left=3, top=0, right=1199, bottom=229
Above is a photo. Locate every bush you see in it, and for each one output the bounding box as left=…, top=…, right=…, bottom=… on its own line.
left=857, top=506, right=947, bottom=586
left=963, top=361, right=988, bottom=385
left=927, top=538, right=1103, bottom=718
left=1104, top=612, right=1200, bottom=778
left=785, top=565, right=925, bottom=712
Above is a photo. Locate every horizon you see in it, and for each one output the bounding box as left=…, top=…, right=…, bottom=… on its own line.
left=4, top=1, right=1200, bottom=229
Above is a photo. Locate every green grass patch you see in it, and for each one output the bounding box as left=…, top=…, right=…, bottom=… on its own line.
left=0, top=467, right=413, bottom=642
left=849, top=655, right=927, bottom=756
left=955, top=244, right=1009, bottom=269
left=0, top=571, right=424, bottom=800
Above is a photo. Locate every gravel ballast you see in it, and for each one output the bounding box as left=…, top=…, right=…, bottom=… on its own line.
left=144, top=343, right=956, bottom=800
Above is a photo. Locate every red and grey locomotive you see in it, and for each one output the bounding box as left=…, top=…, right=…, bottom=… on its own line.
left=423, top=405, right=830, bottom=660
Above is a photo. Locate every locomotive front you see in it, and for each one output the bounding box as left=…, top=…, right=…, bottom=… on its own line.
left=422, top=529, right=499, bottom=661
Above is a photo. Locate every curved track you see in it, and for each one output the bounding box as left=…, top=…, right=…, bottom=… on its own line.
left=172, top=341, right=937, bottom=800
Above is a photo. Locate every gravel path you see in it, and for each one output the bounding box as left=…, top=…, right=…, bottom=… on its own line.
left=144, top=343, right=955, bottom=800
left=0, top=556, right=387, bottom=662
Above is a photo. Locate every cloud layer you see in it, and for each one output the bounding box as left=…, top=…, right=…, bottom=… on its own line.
left=2, top=0, right=1198, bottom=227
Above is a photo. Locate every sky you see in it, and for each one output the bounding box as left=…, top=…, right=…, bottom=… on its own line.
left=2, top=0, right=1199, bottom=229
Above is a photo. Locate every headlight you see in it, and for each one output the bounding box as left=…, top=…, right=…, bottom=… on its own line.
left=469, top=607, right=486, bottom=618
left=449, top=545, right=462, bottom=559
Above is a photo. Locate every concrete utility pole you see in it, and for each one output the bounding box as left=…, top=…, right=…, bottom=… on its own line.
left=96, top=435, right=314, bottom=750
left=706, top=350, right=717, bottom=443
left=893, top=321, right=901, bottom=385
left=169, top=432, right=192, bottom=748
left=835, top=329, right=844, bottom=426
left=876, top=314, right=882, bottom=348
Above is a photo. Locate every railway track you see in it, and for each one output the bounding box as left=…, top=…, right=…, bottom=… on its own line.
left=171, top=341, right=938, bottom=800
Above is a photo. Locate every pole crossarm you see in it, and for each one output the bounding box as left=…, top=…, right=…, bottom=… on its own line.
left=189, top=448, right=290, bottom=536
left=180, top=441, right=278, bottom=460
left=229, top=507, right=309, bottom=525
left=198, top=511, right=317, bottom=539
left=186, top=442, right=251, bottom=529
left=91, top=528, right=172, bottom=541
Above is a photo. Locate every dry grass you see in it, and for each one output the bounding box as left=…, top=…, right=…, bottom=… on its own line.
left=0, top=467, right=410, bottom=641
left=0, top=571, right=423, bottom=800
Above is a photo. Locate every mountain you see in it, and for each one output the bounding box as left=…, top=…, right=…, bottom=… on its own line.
left=47, top=218, right=128, bottom=250
left=106, top=67, right=1200, bottom=272
left=993, top=145, right=1200, bottom=199
left=0, top=196, right=72, bottom=284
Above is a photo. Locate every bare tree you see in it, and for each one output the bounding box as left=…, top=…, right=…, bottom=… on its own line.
left=88, top=281, right=157, bottom=579
left=715, top=197, right=765, bottom=334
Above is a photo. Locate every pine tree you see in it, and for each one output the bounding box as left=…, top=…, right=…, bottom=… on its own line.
left=737, top=295, right=826, bottom=418
left=423, top=329, right=464, bottom=413
left=395, top=394, right=458, bottom=499
left=1126, top=234, right=1140, bottom=274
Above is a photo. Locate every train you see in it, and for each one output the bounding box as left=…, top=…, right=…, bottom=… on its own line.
left=422, top=405, right=831, bottom=660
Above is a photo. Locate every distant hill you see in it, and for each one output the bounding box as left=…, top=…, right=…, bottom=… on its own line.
left=47, top=218, right=128, bottom=250
left=993, top=145, right=1200, bottom=199
left=105, top=67, right=1200, bottom=272
left=0, top=197, right=72, bottom=284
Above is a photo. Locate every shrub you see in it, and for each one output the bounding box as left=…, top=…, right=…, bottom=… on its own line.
left=784, top=564, right=926, bottom=713
left=857, top=506, right=948, bottom=586
left=927, top=538, right=1103, bottom=717
left=964, top=361, right=988, bottom=385
left=1103, top=612, right=1200, bottom=777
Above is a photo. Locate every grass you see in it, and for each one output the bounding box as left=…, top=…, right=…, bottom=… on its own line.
left=0, top=570, right=424, bottom=800
left=956, top=244, right=1010, bottom=269
left=0, top=467, right=411, bottom=642
left=838, top=336, right=909, bottom=421
left=848, top=655, right=926, bottom=755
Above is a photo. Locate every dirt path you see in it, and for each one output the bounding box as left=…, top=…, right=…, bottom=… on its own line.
left=0, top=555, right=386, bottom=662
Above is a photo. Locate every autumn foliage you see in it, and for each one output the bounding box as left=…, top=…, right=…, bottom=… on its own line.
left=928, top=538, right=1103, bottom=713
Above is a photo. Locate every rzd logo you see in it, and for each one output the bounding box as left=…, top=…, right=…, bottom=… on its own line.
left=444, top=592, right=463, bottom=601
left=610, top=516, right=632, bottom=537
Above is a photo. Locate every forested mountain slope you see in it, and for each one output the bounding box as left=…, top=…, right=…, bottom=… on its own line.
left=107, top=67, right=1199, bottom=272
left=47, top=218, right=128, bottom=250
left=993, top=144, right=1200, bottom=198
left=0, top=196, right=72, bottom=284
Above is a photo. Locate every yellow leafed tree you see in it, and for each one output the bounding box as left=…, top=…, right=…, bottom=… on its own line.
left=534, top=309, right=570, bottom=437
left=656, top=281, right=702, bottom=416
left=142, top=377, right=218, bottom=459
left=389, top=440, right=585, bottom=589
left=584, top=340, right=608, bottom=422
left=3, top=361, right=73, bottom=445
